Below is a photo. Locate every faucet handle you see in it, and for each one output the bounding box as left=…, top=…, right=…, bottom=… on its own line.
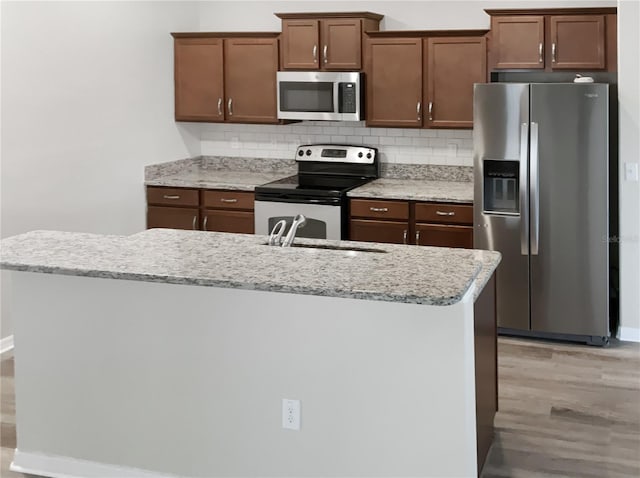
left=268, top=219, right=287, bottom=246
left=293, top=214, right=307, bottom=228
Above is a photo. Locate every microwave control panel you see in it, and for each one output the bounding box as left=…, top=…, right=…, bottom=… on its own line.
left=338, top=83, right=357, bottom=114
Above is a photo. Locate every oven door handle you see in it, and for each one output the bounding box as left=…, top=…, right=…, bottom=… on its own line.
left=255, top=196, right=341, bottom=205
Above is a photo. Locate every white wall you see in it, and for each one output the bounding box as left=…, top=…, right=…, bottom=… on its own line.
left=0, top=1, right=202, bottom=340
left=617, top=0, right=640, bottom=341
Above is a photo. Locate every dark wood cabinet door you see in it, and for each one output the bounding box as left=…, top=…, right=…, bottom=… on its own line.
left=224, top=38, right=279, bottom=124
left=550, top=15, right=606, bottom=70
left=174, top=38, right=224, bottom=122
left=350, top=219, right=409, bottom=245
left=491, top=16, right=544, bottom=69
left=281, top=20, right=320, bottom=69
left=365, top=37, right=423, bottom=128
left=415, top=223, right=473, bottom=249
left=147, top=206, right=199, bottom=230
left=203, top=210, right=254, bottom=234
left=322, top=19, right=362, bottom=70
left=425, top=36, right=486, bottom=129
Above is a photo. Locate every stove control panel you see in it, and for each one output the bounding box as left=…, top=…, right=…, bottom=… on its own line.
left=295, top=144, right=377, bottom=164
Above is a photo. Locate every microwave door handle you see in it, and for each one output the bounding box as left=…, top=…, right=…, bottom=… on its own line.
left=333, top=81, right=340, bottom=117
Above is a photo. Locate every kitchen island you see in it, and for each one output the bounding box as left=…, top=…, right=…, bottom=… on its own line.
left=1, top=229, right=500, bottom=478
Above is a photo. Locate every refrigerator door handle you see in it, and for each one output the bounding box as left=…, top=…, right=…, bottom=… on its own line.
left=530, top=121, right=540, bottom=255
left=519, top=122, right=529, bottom=255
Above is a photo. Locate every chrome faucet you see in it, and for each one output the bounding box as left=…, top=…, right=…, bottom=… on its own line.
left=268, top=219, right=287, bottom=246
left=281, top=214, right=306, bottom=247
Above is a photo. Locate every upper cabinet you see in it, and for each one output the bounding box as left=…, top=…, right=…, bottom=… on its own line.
left=425, top=36, right=487, bottom=128
left=365, top=31, right=487, bottom=129
left=486, top=8, right=617, bottom=72
left=172, top=33, right=280, bottom=123
left=276, top=12, right=383, bottom=70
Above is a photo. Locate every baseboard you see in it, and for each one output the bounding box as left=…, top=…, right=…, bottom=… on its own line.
left=10, top=449, right=177, bottom=478
left=0, top=335, right=14, bottom=355
left=618, top=326, right=640, bottom=343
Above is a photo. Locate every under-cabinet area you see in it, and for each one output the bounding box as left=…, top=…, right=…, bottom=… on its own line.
left=146, top=186, right=255, bottom=234
left=349, top=199, right=473, bottom=248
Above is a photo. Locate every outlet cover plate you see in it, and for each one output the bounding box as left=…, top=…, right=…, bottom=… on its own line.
left=282, top=398, right=300, bottom=431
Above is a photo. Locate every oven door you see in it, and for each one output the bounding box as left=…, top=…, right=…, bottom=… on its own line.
left=254, top=200, right=342, bottom=240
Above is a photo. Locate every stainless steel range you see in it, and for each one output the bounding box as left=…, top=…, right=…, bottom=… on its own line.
left=254, top=144, right=379, bottom=240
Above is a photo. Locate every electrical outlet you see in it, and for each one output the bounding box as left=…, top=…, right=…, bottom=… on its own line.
left=282, top=399, right=300, bottom=431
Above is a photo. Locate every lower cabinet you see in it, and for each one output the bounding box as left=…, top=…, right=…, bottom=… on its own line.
left=146, top=186, right=254, bottom=234
left=349, top=198, right=473, bottom=248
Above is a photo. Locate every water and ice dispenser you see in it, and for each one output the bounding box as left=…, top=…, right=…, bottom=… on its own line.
left=483, top=160, right=520, bottom=215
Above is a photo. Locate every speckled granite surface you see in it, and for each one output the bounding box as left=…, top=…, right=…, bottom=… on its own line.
left=145, top=170, right=287, bottom=191
left=0, top=229, right=499, bottom=306
left=348, top=178, right=474, bottom=203
left=381, top=163, right=473, bottom=182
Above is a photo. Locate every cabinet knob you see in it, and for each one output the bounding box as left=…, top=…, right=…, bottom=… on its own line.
left=162, top=195, right=181, bottom=200
left=323, top=45, right=328, bottom=64
left=428, top=101, right=433, bottom=121
left=217, top=98, right=223, bottom=116
left=417, top=101, right=422, bottom=121
left=369, top=207, right=388, bottom=213
left=552, top=43, right=557, bottom=63
left=313, top=45, right=317, bottom=62
left=228, top=98, right=233, bottom=116
left=192, top=216, right=197, bottom=230
left=403, top=229, right=408, bottom=244
left=436, top=211, right=456, bottom=216
left=203, top=215, right=208, bottom=231
left=415, top=230, right=421, bottom=244
left=220, top=198, right=238, bottom=204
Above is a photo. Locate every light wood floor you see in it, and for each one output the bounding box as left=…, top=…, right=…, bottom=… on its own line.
left=1, top=337, right=639, bottom=477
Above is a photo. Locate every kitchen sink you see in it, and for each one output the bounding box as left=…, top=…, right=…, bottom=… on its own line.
left=262, top=242, right=387, bottom=253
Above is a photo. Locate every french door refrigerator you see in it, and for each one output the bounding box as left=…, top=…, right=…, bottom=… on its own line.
left=473, top=83, right=611, bottom=346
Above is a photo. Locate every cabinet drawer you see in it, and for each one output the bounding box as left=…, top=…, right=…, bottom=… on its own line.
left=350, top=199, right=409, bottom=220
left=350, top=219, right=409, bottom=245
left=203, top=210, right=254, bottom=234
left=415, top=203, right=473, bottom=225
left=202, top=190, right=254, bottom=210
left=147, top=206, right=199, bottom=230
left=415, top=224, right=473, bottom=249
left=147, top=187, right=199, bottom=207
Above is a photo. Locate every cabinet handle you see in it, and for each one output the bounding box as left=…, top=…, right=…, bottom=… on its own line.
left=415, top=230, right=421, bottom=244
left=162, top=195, right=180, bottom=200
left=217, top=98, right=222, bottom=116
left=192, top=216, right=197, bottom=230
left=369, top=207, right=388, bottom=213
left=228, top=98, right=233, bottom=116
left=538, top=43, right=543, bottom=63
left=220, top=198, right=238, bottom=204
left=323, top=45, right=328, bottom=64
left=436, top=211, right=456, bottom=216
left=203, top=215, right=208, bottom=231
left=403, top=229, right=408, bottom=245
left=552, top=43, right=556, bottom=63
left=428, top=102, right=433, bottom=121
left=417, top=101, right=421, bottom=121
left=313, top=45, right=317, bottom=62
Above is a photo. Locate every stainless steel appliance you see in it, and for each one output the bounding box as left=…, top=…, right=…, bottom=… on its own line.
left=474, top=82, right=613, bottom=345
left=277, top=71, right=363, bottom=121
left=254, top=144, right=378, bottom=240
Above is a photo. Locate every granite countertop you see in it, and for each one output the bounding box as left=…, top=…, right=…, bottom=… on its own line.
left=0, top=229, right=499, bottom=306
left=145, top=170, right=288, bottom=192
left=348, top=178, right=474, bottom=203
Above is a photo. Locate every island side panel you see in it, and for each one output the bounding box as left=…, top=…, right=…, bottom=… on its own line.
left=11, top=271, right=479, bottom=478
left=473, top=272, right=497, bottom=474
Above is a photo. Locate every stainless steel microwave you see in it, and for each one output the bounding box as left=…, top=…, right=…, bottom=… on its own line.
left=276, top=71, right=363, bottom=121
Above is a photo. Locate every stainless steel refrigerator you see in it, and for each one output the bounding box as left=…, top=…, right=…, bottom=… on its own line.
left=473, top=83, right=612, bottom=346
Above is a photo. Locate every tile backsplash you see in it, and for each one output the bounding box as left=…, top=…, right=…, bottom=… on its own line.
left=200, top=121, right=473, bottom=166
